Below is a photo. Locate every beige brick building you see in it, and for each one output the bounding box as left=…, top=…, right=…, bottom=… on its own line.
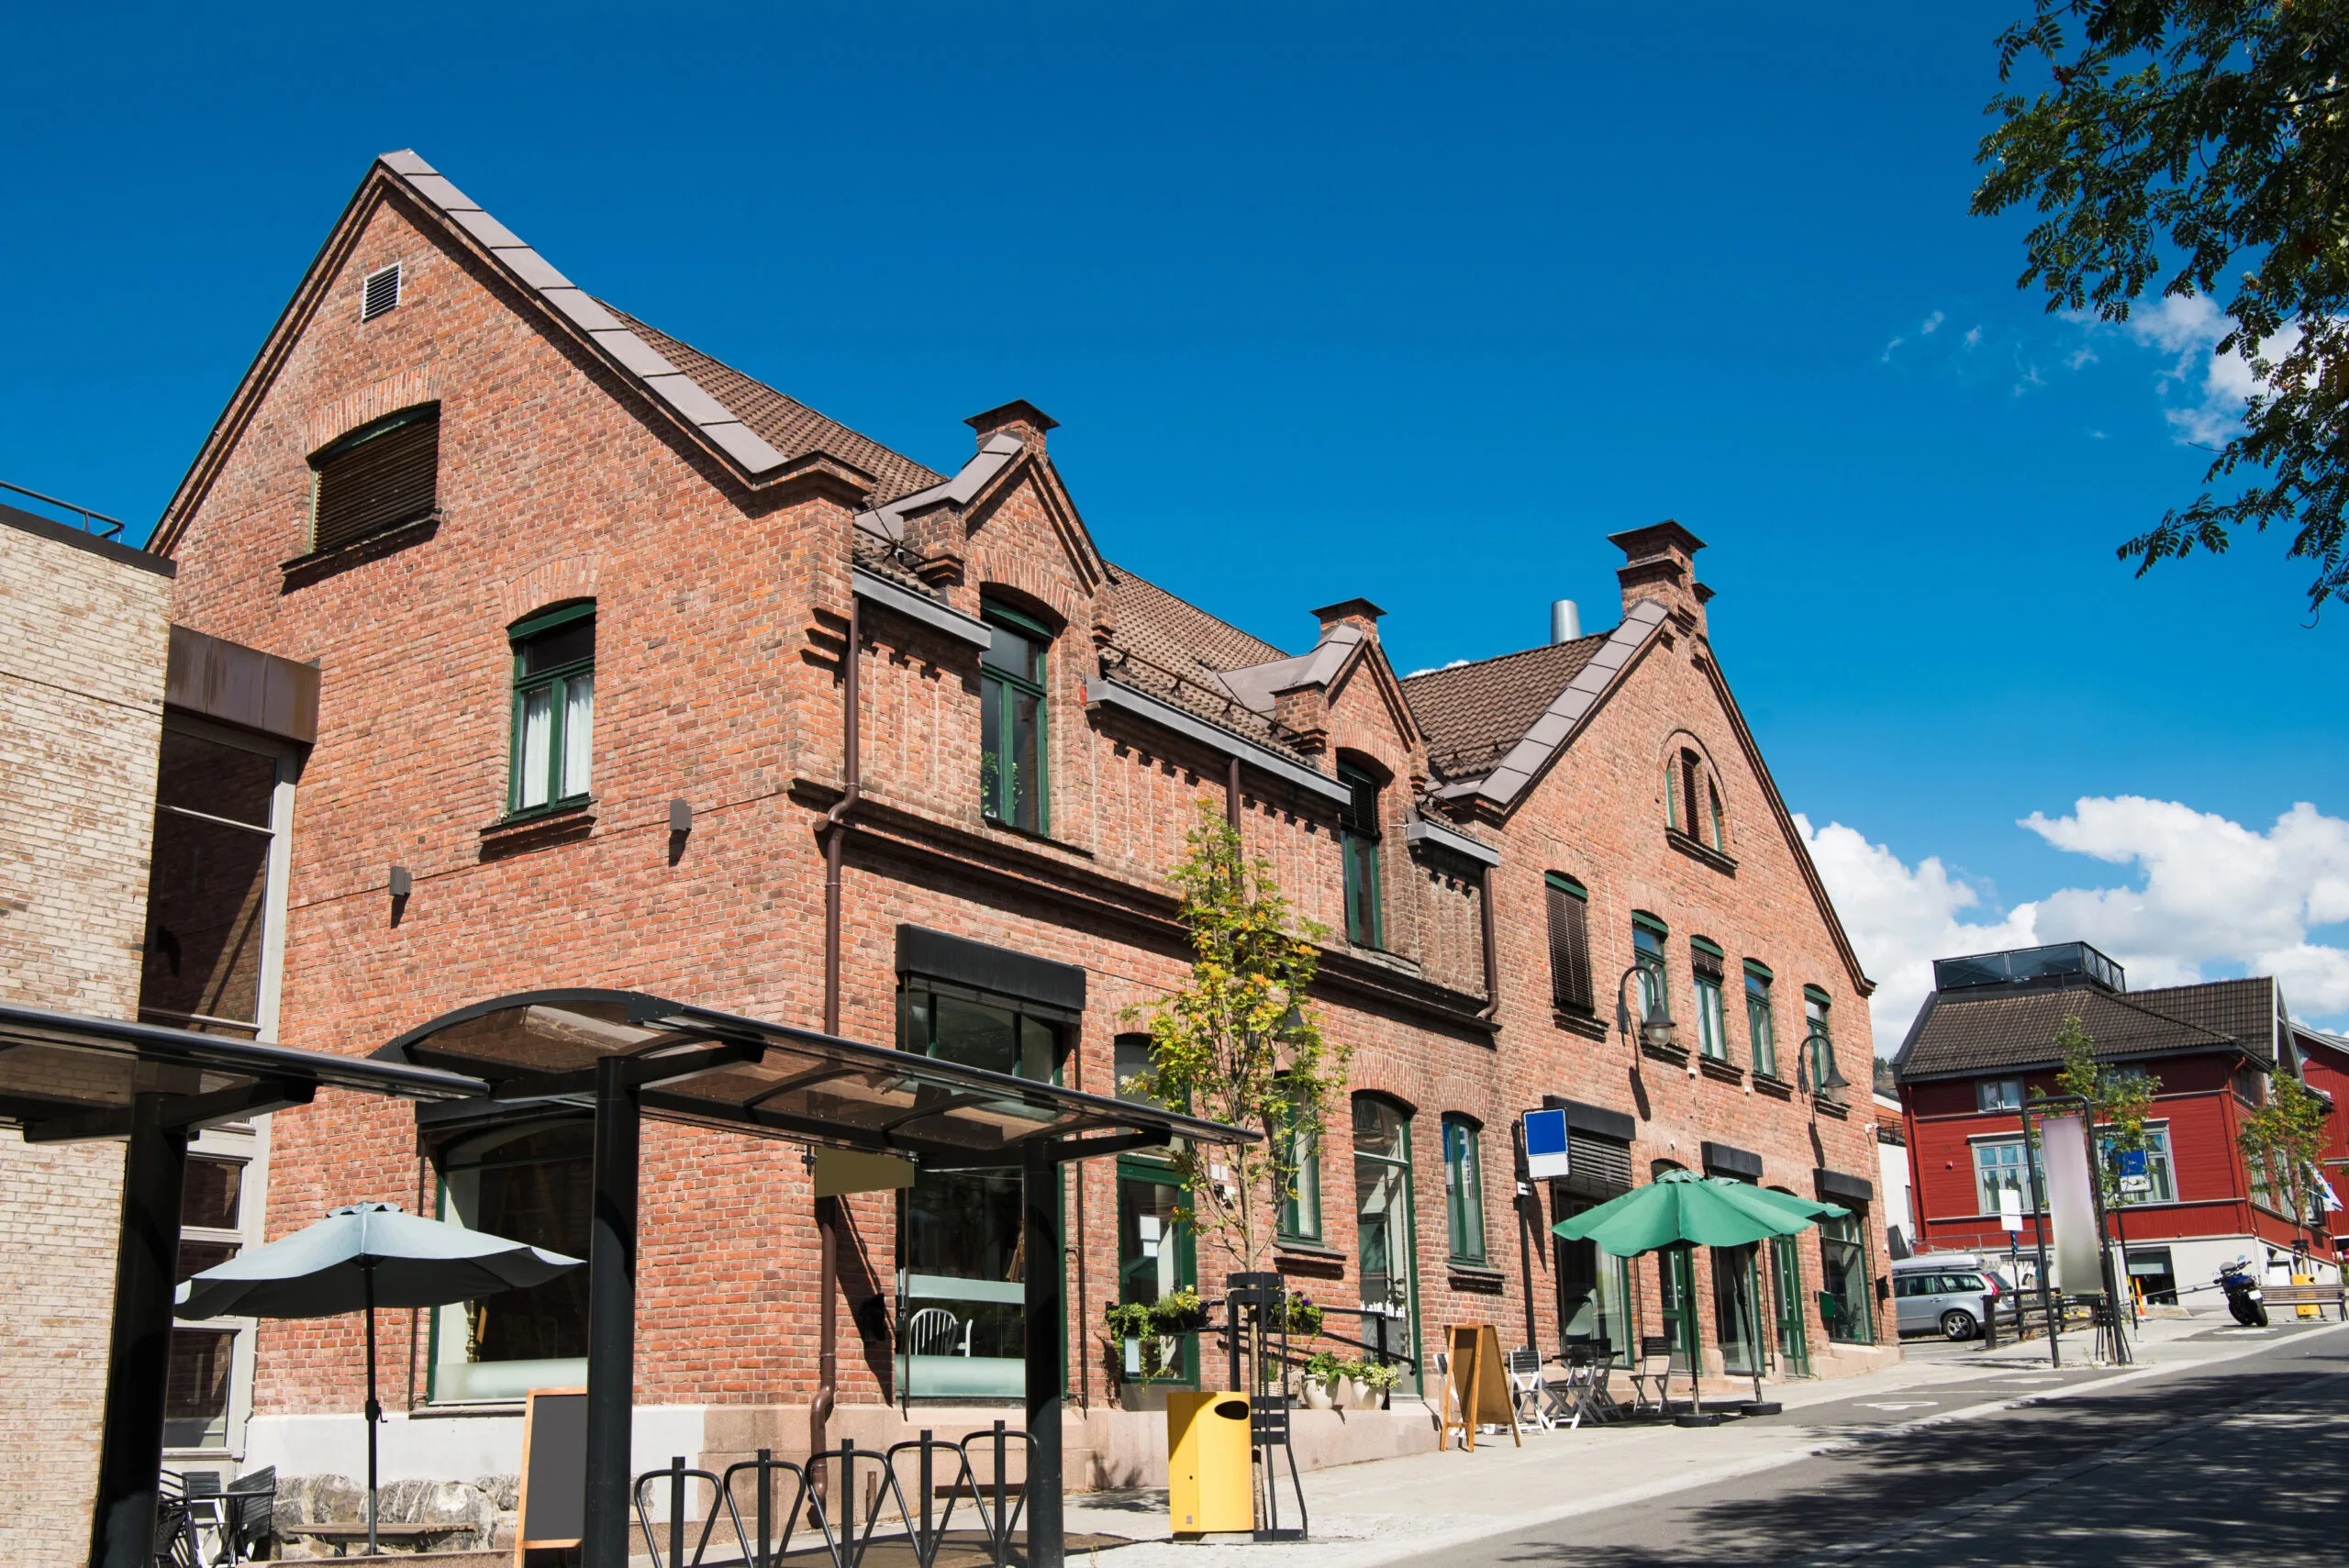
left=0, top=501, right=173, bottom=1556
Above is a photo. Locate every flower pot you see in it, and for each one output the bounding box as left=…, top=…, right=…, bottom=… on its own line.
left=1339, top=1376, right=1376, bottom=1409
left=1299, top=1375, right=1334, bottom=1411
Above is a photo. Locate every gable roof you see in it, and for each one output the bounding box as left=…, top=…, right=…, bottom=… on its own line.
left=1895, top=973, right=2279, bottom=1083
left=1402, top=633, right=1608, bottom=780
left=153, top=150, right=944, bottom=553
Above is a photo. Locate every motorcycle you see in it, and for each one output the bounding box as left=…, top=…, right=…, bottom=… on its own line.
left=2216, top=1257, right=2269, bottom=1327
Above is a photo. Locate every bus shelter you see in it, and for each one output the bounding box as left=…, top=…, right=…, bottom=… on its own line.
left=0, top=1001, right=489, bottom=1568
left=373, top=988, right=1253, bottom=1568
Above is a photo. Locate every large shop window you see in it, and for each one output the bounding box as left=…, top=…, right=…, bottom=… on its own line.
left=1549, top=1103, right=1635, bottom=1367
left=1691, top=939, right=1729, bottom=1062
left=1545, top=873, right=1595, bottom=1016
left=309, top=404, right=440, bottom=555
left=1744, top=962, right=1777, bottom=1079
left=979, top=599, right=1051, bottom=832
left=508, top=602, right=596, bottom=815
left=429, top=1122, right=595, bottom=1403
left=139, top=724, right=295, bottom=1040
left=896, top=949, right=1077, bottom=1400
left=1442, top=1116, right=1486, bottom=1264
left=1817, top=1208, right=1875, bottom=1344
left=165, top=1153, right=250, bottom=1449
left=1352, top=1095, right=1419, bottom=1389
left=1110, top=1035, right=1197, bottom=1385
left=1339, top=762, right=1385, bottom=949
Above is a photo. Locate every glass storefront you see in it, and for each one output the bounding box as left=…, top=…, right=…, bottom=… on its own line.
left=1353, top=1097, right=1419, bottom=1391
left=430, top=1122, right=595, bottom=1402
left=1554, top=1196, right=1634, bottom=1367
left=897, top=988, right=1066, bottom=1399
left=1818, top=1209, right=1876, bottom=1344
left=1712, top=1244, right=1762, bottom=1377
left=1115, top=1162, right=1196, bottom=1385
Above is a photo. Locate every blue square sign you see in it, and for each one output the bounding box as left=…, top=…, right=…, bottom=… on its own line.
left=1523, top=1107, right=1570, bottom=1181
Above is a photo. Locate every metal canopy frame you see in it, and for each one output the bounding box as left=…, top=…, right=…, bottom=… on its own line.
left=375, top=989, right=1256, bottom=1568
left=0, top=1002, right=487, bottom=1568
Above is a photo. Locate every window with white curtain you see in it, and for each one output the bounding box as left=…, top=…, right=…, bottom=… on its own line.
left=508, top=603, right=594, bottom=813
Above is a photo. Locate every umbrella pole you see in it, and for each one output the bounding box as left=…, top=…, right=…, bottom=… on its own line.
left=365, top=1260, right=380, bottom=1557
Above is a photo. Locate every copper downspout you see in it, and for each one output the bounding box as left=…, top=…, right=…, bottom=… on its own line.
left=815, top=590, right=862, bottom=1463
left=1227, top=755, right=1243, bottom=832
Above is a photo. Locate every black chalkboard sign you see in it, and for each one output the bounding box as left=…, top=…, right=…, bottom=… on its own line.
left=515, top=1387, right=587, bottom=1563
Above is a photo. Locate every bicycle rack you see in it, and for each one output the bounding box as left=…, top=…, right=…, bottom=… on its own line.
left=632, top=1458, right=731, bottom=1568
left=959, top=1418, right=1035, bottom=1565
left=718, top=1449, right=818, bottom=1568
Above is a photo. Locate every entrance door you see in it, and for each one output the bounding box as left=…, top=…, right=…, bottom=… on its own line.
left=1116, top=1162, right=1197, bottom=1385
left=1770, top=1233, right=1811, bottom=1376
left=1353, top=1097, right=1419, bottom=1392
left=1656, top=1247, right=1698, bottom=1370
left=1711, top=1245, right=1760, bottom=1378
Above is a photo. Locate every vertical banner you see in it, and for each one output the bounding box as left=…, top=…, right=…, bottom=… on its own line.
left=2040, top=1114, right=2101, bottom=1296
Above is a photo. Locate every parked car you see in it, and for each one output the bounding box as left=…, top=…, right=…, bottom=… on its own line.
left=1891, top=1256, right=1997, bottom=1340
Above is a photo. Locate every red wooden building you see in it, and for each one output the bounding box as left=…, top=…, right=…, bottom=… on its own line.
left=1892, top=942, right=2333, bottom=1304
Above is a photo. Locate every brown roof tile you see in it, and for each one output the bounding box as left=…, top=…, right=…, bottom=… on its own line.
left=2128, top=977, right=2280, bottom=1064
left=605, top=308, right=946, bottom=506
left=1097, top=567, right=1311, bottom=762
left=1400, top=636, right=1607, bottom=779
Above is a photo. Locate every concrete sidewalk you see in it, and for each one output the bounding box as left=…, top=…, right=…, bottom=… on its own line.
left=1069, top=1309, right=2345, bottom=1568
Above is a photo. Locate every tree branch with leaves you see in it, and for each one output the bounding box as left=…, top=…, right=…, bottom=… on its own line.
left=2047, top=1012, right=2162, bottom=1211
left=1122, top=800, right=1353, bottom=1278
left=2240, top=1070, right=2331, bottom=1262
left=1973, top=0, right=2349, bottom=616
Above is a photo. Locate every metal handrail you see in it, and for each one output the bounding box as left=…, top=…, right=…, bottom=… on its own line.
left=0, top=479, right=126, bottom=539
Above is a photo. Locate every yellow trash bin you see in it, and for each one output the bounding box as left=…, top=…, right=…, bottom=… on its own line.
left=2294, top=1273, right=2317, bottom=1318
left=1167, top=1391, right=1252, bottom=1534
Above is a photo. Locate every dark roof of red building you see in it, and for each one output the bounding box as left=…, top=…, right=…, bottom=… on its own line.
left=1895, top=973, right=2280, bottom=1082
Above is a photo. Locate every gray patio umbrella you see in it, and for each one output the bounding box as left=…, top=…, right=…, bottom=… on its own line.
left=177, top=1201, right=580, bottom=1554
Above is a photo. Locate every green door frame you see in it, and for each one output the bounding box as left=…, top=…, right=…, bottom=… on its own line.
left=1657, top=1246, right=1699, bottom=1369
left=1115, top=1157, right=1198, bottom=1387
left=1770, top=1232, right=1811, bottom=1376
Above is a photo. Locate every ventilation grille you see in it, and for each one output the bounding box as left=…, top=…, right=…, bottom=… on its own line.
left=362, top=262, right=402, bottom=322
left=312, top=408, right=439, bottom=554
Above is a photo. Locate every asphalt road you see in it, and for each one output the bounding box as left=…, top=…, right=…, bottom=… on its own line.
left=1382, top=1325, right=2349, bottom=1568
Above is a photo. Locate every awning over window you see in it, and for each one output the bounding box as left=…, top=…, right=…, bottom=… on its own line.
left=0, top=1001, right=484, bottom=1143
left=373, top=989, right=1251, bottom=1167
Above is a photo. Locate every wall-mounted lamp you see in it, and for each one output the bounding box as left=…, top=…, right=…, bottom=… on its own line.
left=1614, top=963, right=1678, bottom=1055
left=669, top=798, right=693, bottom=834
left=388, top=865, right=412, bottom=899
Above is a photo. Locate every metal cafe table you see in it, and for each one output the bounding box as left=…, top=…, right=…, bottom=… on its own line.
left=373, top=988, right=1255, bottom=1568
left=0, top=1001, right=488, bottom=1568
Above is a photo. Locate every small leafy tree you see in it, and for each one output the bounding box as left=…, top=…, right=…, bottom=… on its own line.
left=1122, top=800, right=1352, bottom=1278
left=2047, top=1013, right=2162, bottom=1211
left=2240, top=1071, right=2331, bottom=1263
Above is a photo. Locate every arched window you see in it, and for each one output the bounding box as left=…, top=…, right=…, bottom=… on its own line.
left=1544, top=873, right=1594, bottom=1016
left=1631, top=912, right=1669, bottom=1021
left=1663, top=741, right=1729, bottom=853
left=1804, top=985, right=1838, bottom=1095
left=1744, top=961, right=1778, bottom=1079
left=980, top=597, right=1052, bottom=831
left=1441, top=1114, right=1486, bottom=1263
left=507, top=600, right=594, bottom=814
left=310, top=403, right=440, bottom=555
left=1352, top=1095, right=1418, bottom=1385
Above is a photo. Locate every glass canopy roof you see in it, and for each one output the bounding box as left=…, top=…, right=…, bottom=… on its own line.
left=0, top=1000, right=487, bottom=1141
left=374, top=989, right=1253, bottom=1164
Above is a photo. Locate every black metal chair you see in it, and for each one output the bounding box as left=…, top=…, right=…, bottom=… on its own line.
left=224, top=1466, right=275, bottom=1564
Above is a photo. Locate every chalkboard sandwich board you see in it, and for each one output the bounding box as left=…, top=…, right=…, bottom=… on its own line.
left=516, top=1387, right=587, bottom=1566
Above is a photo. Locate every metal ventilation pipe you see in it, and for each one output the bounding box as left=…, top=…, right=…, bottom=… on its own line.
left=1551, top=599, right=1582, bottom=643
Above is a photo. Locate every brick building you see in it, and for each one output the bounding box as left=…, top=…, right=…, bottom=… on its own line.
left=143, top=150, right=1892, bottom=1493
left=1892, top=941, right=2330, bottom=1305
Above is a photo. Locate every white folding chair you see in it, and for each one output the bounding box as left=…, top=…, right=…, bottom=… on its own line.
left=1505, top=1347, right=1553, bottom=1431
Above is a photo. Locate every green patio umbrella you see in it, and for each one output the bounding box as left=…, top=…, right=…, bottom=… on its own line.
left=1551, top=1171, right=1842, bottom=1415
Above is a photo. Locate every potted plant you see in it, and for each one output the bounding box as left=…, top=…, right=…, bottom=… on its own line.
left=1356, top=1360, right=1401, bottom=1409
left=1285, top=1292, right=1324, bottom=1339
left=1298, top=1350, right=1345, bottom=1411
left=1103, top=1300, right=1168, bottom=1386
left=1152, top=1287, right=1210, bottom=1336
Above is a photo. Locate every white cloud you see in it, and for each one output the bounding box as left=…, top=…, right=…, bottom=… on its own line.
left=1800, top=798, right=2349, bottom=1056
left=1920, top=311, right=1946, bottom=335
left=1879, top=336, right=1905, bottom=362
left=2121, top=295, right=2303, bottom=448
left=1963, top=326, right=1983, bottom=350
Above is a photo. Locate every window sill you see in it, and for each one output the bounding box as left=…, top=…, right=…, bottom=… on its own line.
left=1812, top=1095, right=1851, bottom=1119
left=1448, top=1262, right=1506, bottom=1291
left=1641, top=1040, right=1691, bottom=1069
left=1274, top=1239, right=1345, bottom=1260
left=413, top=1399, right=526, bottom=1418
left=279, top=510, right=441, bottom=591
left=1698, top=1056, right=1744, bottom=1086
left=1753, top=1073, right=1796, bottom=1101
left=1664, top=828, right=1737, bottom=876
left=1446, top=1259, right=1503, bottom=1278
left=979, top=814, right=1095, bottom=859
left=480, top=799, right=596, bottom=860
left=1553, top=1009, right=1609, bottom=1042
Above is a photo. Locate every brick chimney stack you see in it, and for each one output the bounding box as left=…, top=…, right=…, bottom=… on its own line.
left=1608, top=521, right=1710, bottom=635
left=964, top=399, right=1058, bottom=455
left=1311, top=597, right=1386, bottom=643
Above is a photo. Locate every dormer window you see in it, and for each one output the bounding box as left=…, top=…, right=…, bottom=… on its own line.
left=979, top=599, right=1050, bottom=832
left=1338, top=762, right=1384, bottom=949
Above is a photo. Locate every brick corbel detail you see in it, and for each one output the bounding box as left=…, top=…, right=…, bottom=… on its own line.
left=305, top=366, right=441, bottom=455
left=500, top=553, right=605, bottom=626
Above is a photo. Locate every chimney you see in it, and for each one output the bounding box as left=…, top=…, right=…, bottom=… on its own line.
left=1608, top=521, right=1710, bottom=634
left=1310, top=597, right=1386, bottom=643
left=1550, top=599, right=1581, bottom=644
left=964, top=399, right=1058, bottom=455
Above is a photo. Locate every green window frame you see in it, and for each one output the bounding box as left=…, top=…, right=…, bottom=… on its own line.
left=1631, top=912, right=1668, bottom=1021
left=1276, top=1093, right=1324, bottom=1244
left=979, top=599, right=1051, bottom=832
left=507, top=602, right=595, bottom=817
left=1442, top=1115, right=1486, bottom=1263
left=1691, top=938, right=1728, bottom=1061
left=1744, top=962, right=1777, bottom=1079
left=1339, top=762, right=1384, bottom=949
left=1803, top=985, right=1835, bottom=1092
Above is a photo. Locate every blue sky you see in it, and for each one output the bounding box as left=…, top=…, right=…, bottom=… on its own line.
left=4, top=3, right=2341, bottom=1046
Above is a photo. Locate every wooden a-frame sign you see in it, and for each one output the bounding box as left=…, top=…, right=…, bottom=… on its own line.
left=1438, top=1323, right=1520, bottom=1451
